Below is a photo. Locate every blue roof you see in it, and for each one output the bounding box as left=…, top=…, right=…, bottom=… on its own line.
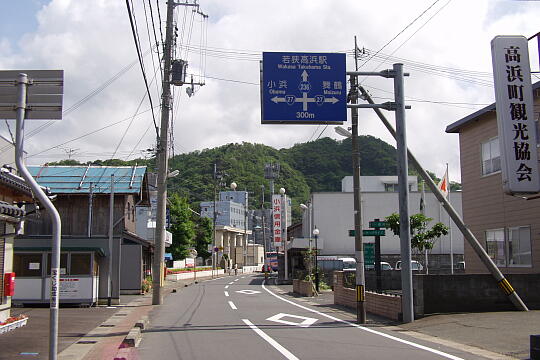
left=28, top=166, right=147, bottom=195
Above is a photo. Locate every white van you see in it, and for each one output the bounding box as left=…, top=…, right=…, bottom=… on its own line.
left=340, top=257, right=357, bottom=270
left=395, top=260, right=423, bottom=271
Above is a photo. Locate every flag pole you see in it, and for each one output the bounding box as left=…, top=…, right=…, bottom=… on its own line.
left=421, top=180, right=428, bottom=274
left=447, top=163, right=454, bottom=274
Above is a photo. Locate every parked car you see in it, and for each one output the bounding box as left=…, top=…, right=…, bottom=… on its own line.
left=365, top=262, right=393, bottom=271
left=395, top=260, right=423, bottom=271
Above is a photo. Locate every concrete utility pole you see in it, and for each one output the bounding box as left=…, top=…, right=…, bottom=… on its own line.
left=350, top=67, right=366, bottom=324
left=152, top=0, right=175, bottom=306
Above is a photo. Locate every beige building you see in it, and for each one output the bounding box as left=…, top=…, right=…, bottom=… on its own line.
left=446, top=81, right=540, bottom=274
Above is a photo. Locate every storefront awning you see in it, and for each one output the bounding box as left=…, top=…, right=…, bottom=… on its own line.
left=14, top=246, right=105, bottom=257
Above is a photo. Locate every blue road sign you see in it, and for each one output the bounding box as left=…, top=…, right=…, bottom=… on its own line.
left=261, top=52, right=346, bottom=124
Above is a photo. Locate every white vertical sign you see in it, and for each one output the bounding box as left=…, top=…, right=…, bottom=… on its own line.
left=272, top=194, right=282, bottom=248
left=491, top=35, right=539, bottom=194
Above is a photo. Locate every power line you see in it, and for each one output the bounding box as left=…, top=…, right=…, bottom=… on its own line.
left=358, top=0, right=442, bottom=69
left=125, top=0, right=159, bottom=139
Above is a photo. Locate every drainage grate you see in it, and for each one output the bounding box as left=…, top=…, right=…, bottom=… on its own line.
left=99, top=324, right=115, bottom=327
left=77, top=341, right=97, bottom=344
left=114, top=313, right=128, bottom=316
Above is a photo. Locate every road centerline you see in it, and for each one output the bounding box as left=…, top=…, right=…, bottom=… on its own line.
left=228, top=301, right=237, bottom=310
left=242, top=319, right=300, bottom=360
left=224, top=291, right=229, bottom=297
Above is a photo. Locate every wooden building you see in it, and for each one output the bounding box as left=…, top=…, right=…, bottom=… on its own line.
left=14, top=165, right=151, bottom=305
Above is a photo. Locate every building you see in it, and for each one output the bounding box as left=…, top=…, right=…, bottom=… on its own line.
left=446, top=81, right=540, bottom=274
left=13, top=165, right=151, bottom=304
left=299, top=176, right=463, bottom=270
left=200, top=190, right=248, bottom=229
left=135, top=173, right=172, bottom=248
left=0, top=166, right=33, bottom=323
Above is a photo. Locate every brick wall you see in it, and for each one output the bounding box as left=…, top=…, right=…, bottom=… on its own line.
left=334, top=271, right=402, bottom=321
left=293, top=279, right=314, bottom=297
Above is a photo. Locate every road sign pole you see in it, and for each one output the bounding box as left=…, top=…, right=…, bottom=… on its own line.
left=374, top=219, right=382, bottom=293
left=394, top=63, right=414, bottom=323
left=14, top=73, right=63, bottom=360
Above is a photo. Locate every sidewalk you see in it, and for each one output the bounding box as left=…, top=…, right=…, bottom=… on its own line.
left=271, top=280, right=539, bottom=360
left=0, top=275, right=220, bottom=360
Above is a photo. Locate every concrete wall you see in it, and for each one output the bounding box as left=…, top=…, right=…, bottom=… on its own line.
left=309, top=191, right=463, bottom=257
left=341, top=176, right=418, bottom=192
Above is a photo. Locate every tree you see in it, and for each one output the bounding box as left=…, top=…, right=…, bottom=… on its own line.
left=193, top=216, right=212, bottom=260
left=385, top=213, right=449, bottom=253
left=168, top=194, right=196, bottom=260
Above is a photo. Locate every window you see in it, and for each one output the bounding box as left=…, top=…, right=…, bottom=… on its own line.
left=485, top=227, right=532, bottom=267
left=508, top=226, right=531, bottom=266
left=485, top=229, right=505, bottom=266
left=47, top=253, right=68, bottom=275
left=482, top=137, right=501, bottom=175
left=384, top=183, right=397, bottom=192
left=70, top=253, right=92, bottom=275
left=13, top=253, right=43, bottom=277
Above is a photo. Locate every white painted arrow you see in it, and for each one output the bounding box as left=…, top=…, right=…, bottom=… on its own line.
left=271, top=96, right=287, bottom=103
left=324, top=97, right=339, bottom=104
left=301, top=70, right=309, bottom=82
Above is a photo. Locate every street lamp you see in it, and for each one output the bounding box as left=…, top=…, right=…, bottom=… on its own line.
left=300, top=203, right=312, bottom=284
left=334, top=126, right=352, bottom=138
left=312, top=227, right=320, bottom=292
left=279, top=187, right=289, bottom=281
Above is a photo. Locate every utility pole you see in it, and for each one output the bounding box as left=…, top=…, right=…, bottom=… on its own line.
left=152, top=0, right=207, bottom=305
left=350, top=37, right=366, bottom=324
left=244, top=190, right=248, bottom=270
left=151, top=0, right=175, bottom=306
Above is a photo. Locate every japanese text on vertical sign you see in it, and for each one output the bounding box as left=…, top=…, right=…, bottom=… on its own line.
left=272, top=194, right=282, bottom=247
left=491, top=35, right=539, bottom=194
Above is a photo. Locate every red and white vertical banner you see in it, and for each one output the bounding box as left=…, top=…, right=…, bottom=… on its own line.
left=491, top=35, right=539, bottom=194
left=272, top=194, right=282, bottom=248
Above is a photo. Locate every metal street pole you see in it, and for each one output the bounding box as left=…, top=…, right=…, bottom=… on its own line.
left=14, top=73, right=63, bottom=360
left=395, top=63, right=413, bottom=323
left=108, top=175, right=114, bottom=306
left=152, top=0, right=175, bottom=306
left=313, top=228, right=319, bottom=292
left=261, top=185, right=267, bottom=268
left=244, top=190, right=248, bottom=271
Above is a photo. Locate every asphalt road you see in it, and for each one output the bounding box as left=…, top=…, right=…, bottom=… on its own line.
left=137, top=274, right=494, bottom=360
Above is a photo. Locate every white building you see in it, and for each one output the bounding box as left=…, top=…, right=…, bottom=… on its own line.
left=300, top=176, right=463, bottom=266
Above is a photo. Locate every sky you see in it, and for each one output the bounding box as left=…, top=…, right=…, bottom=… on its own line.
left=0, top=0, right=539, bottom=183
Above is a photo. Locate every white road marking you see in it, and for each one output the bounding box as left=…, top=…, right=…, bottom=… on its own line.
left=225, top=285, right=230, bottom=289
left=266, top=313, right=318, bottom=328
left=241, top=276, right=245, bottom=279
left=235, top=290, right=261, bottom=295
left=228, top=301, right=237, bottom=310
left=242, top=319, right=299, bottom=360
left=261, top=282, right=464, bottom=360
left=224, top=291, right=229, bottom=297
left=234, top=279, right=240, bottom=282
left=228, top=282, right=234, bottom=285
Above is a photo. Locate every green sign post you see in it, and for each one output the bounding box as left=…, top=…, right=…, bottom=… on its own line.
left=364, top=243, right=374, bottom=265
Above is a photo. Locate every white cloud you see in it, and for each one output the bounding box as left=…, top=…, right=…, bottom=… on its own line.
left=0, top=0, right=539, bottom=183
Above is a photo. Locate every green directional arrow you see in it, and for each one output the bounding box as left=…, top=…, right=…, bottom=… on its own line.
left=369, top=221, right=388, bottom=228
left=362, top=229, right=385, bottom=236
